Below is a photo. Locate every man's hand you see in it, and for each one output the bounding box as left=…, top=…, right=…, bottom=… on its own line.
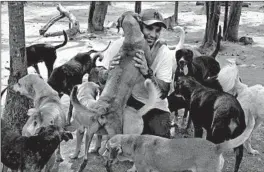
left=133, top=50, right=148, bottom=76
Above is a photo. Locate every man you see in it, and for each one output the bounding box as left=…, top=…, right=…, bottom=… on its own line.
left=95, top=9, right=174, bottom=138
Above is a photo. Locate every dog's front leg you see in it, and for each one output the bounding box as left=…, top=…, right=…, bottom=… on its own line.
left=45, top=152, right=56, bottom=172
left=33, top=64, right=40, bottom=75
left=67, top=102, right=74, bottom=125
left=78, top=130, right=94, bottom=172
left=193, top=125, right=203, bottom=138
left=55, top=144, right=63, bottom=162
left=70, top=126, right=85, bottom=159
left=90, top=134, right=102, bottom=154
left=233, top=145, right=244, bottom=172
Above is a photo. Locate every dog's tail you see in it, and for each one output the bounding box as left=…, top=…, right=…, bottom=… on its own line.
left=70, top=86, right=100, bottom=124
left=90, top=41, right=112, bottom=67
left=168, top=26, right=185, bottom=50
left=137, top=79, right=162, bottom=116
left=215, top=112, right=255, bottom=154
left=217, top=62, right=239, bottom=93
left=54, top=30, right=68, bottom=50
left=210, top=25, right=222, bottom=59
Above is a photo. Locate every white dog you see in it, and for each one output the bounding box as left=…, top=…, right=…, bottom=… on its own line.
left=218, top=62, right=264, bottom=155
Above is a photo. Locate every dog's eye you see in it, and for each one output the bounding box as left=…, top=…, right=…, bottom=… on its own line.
left=50, top=121, right=54, bottom=124
left=17, top=82, right=21, bottom=86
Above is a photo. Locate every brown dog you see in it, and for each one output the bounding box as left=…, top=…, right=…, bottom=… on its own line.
left=1, top=119, right=73, bottom=172
left=69, top=11, right=159, bottom=172
left=12, top=74, right=66, bottom=167
left=67, top=81, right=104, bottom=159
left=102, top=113, right=254, bottom=172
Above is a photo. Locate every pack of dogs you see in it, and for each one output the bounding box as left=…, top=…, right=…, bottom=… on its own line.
left=1, top=11, right=263, bottom=172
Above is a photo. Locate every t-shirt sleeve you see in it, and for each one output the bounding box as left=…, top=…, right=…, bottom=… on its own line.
left=153, top=46, right=174, bottom=83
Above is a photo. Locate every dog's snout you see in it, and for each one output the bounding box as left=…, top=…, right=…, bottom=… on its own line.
left=179, top=60, right=185, bottom=66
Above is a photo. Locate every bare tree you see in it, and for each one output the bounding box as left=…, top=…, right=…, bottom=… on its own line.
left=200, top=1, right=220, bottom=52
left=3, top=2, right=33, bottom=134
left=88, top=1, right=108, bottom=32
left=135, top=1, right=142, bottom=14
left=223, top=1, right=229, bottom=37
left=174, top=1, right=179, bottom=25
left=224, top=1, right=243, bottom=42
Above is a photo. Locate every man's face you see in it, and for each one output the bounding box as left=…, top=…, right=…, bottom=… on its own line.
left=142, top=23, right=162, bottom=48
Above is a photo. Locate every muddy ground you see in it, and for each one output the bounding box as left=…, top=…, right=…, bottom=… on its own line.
left=1, top=2, right=264, bottom=172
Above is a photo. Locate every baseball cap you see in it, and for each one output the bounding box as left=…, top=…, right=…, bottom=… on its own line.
left=140, top=9, right=167, bottom=29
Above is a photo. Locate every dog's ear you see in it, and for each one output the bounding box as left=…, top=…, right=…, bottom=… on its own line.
left=116, top=15, right=124, bottom=33
left=185, top=49, right=194, bottom=63
left=61, top=132, right=73, bottom=142
left=176, top=49, right=184, bottom=62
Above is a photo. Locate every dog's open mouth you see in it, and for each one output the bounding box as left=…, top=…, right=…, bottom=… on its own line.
left=179, top=65, right=189, bottom=75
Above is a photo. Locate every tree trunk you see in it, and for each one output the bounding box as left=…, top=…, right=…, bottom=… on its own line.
left=223, top=1, right=229, bottom=40
left=224, top=1, right=243, bottom=42
left=3, top=2, right=33, bottom=134
left=88, top=1, right=108, bottom=32
left=135, top=1, right=142, bottom=14
left=200, top=1, right=220, bottom=51
left=174, top=2, right=179, bottom=25
left=88, top=1, right=96, bottom=32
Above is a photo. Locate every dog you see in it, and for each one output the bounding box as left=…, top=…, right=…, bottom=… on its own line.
left=175, top=76, right=247, bottom=172
left=175, top=25, right=221, bottom=84
left=12, top=74, right=66, bottom=166
left=47, top=42, right=111, bottom=126
left=67, top=81, right=105, bottom=159
left=69, top=11, right=160, bottom=172
left=1, top=119, right=73, bottom=172
left=169, top=27, right=222, bottom=128
left=102, top=112, right=253, bottom=172
left=218, top=62, right=264, bottom=155
left=167, top=91, right=191, bottom=130
left=26, top=30, right=68, bottom=78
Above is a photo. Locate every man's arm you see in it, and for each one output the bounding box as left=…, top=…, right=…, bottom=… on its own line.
left=143, top=68, right=170, bottom=99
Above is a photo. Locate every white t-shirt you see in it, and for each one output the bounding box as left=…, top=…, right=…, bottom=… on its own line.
left=98, top=37, right=174, bottom=112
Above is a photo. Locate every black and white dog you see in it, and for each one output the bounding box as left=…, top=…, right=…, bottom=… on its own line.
left=168, top=26, right=223, bottom=129
left=174, top=26, right=222, bottom=86
left=175, top=76, right=247, bottom=172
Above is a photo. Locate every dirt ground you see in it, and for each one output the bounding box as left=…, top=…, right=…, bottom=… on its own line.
left=1, top=2, right=264, bottom=172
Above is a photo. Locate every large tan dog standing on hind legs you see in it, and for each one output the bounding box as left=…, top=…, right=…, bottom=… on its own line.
left=69, top=11, right=161, bottom=172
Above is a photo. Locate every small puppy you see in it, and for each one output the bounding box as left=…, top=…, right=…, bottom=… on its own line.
left=26, top=30, right=68, bottom=77
left=1, top=119, right=73, bottom=172
left=12, top=74, right=66, bottom=164
left=102, top=113, right=253, bottom=172
left=175, top=76, right=247, bottom=172
left=48, top=42, right=110, bottom=125
left=218, top=63, right=264, bottom=155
